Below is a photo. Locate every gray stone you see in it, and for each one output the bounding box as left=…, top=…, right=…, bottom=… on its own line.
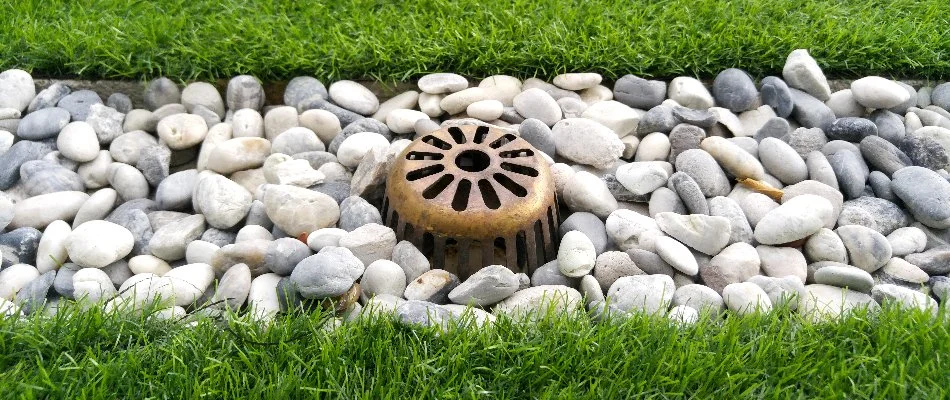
left=155, top=169, right=197, bottom=211
left=28, top=82, right=70, bottom=113
left=560, top=212, right=608, bottom=255
left=668, top=124, right=706, bottom=163
left=264, top=237, right=311, bottom=276
left=905, top=247, right=950, bottom=275
left=290, top=250, right=359, bottom=299
left=338, top=223, right=396, bottom=265
left=825, top=117, right=877, bottom=143
left=899, top=135, right=949, bottom=170
left=891, top=166, right=950, bottom=229
left=789, top=88, right=835, bottom=129
left=675, top=149, right=729, bottom=197
left=712, top=68, right=757, bottom=113
left=513, top=88, right=561, bottom=126
left=667, top=172, right=708, bottom=215
left=699, top=242, right=760, bottom=294
left=782, top=49, right=831, bottom=101
left=144, top=78, right=180, bottom=111
left=86, top=104, right=125, bottom=144
left=626, top=249, right=676, bottom=277
left=136, top=144, right=170, bottom=186
left=148, top=214, right=205, bottom=261
left=284, top=76, right=328, bottom=109
left=531, top=260, right=580, bottom=288
left=53, top=263, right=81, bottom=298
left=886, top=227, right=927, bottom=256
left=391, top=241, right=430, bottom=283
left=106, top=205, right=154, bottom=256
left=338, top=195, right=382, bottom=232
left=870, top=109, right=905, bottom=144
left=57, top=90, right=102, bottom=121
left=0, top=227, right=42, bottom=268
left=759, top=76, right=793, bottom=118
left=16, top=107, right=70, bottom=140
left=0, top=140, right=55, bottom=190
left=759, top=137, right=807, bottom=185
left=786, top=127, right=828, bottom=158
left=860, top=136, right=910, bottom=176
left=747, top=275, right=805, bottom=310
left=106, top=93, right=133, bottom=114
left=828, top=150, right=868, bottom=200
left=404, top=269, right=459, bottom=304
left=754, top=117, right=791, bottom=142
left=328, top=117, right=391, bottom=154
left=396, top=300, right=451, bottom=328
left=15, top=270, right=55, bottom=314
left=871, top=283, right=937, bottom=315
left=851, top=76, right=910, bottom=110
left=519, top=118, right=555, bottom=156
left=636, top=105, right=678, bottom=135
left=709, top=196, right=753, bottom=245
left=814, top=264, right=874, bottom=293
left=613, top=74, right=666, bottom=110
left=299, top=97, right=362, bottom=129
left=606, top=274, right=675, bottom=315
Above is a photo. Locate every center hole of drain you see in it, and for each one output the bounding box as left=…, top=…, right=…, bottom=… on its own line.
left=455, top=150, right=491, bottom=172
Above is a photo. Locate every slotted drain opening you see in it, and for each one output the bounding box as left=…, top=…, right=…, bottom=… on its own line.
left=384, top=125, right=558, bottom=279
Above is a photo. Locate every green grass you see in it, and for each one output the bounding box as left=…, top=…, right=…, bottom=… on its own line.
left=0, top=304, right=947, bottom=399
left=2, top=0, right=950, bottom=81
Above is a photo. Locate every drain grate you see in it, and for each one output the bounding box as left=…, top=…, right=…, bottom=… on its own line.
left=383, top=125, right=558, bottom=279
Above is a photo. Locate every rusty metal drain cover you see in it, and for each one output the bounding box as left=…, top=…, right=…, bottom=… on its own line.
left=383, top=125, right=558, bottom=279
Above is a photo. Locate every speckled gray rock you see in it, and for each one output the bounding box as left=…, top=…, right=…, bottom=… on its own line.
left=904, top=247, right=950, bottom=275
left=636, top=105, right=678, bottom=135
left=859, top=136, right=910, bottom=177
left=675, top=149, right=729, bottom=197
left=899, top=135, right=948, bottom=170
left=19, top=160, right=84, bottom=196
left=668, top=124, right=706, bottom=163
left=395, top=300, right=451, bottom=328
left=338, top=196, right=382, bottom=232
left=0, top=140, right=56, bottom=190
left=837, top=197, right=910, bottom=235
left=284, top=76, right=329, bottom=109
left=28, top=82, right=70, bottom=113
left=0, top=227, right=42, bottom=268
left=892, top=166, right=950, bottom=229
left=825, top=117, right=877, bottom=143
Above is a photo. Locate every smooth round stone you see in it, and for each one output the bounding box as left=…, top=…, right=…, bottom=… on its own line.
left=613, top=74, right=666, bottom=110
left=180, top=82, right=224, bottom=118
left=128, top=254, right=171, bottom=275
left=790, top=89, right=835, bottom=129
left=825, top=117, right=877, bottom=142
left=759, top=76, right=793, bottom=118
left=56, top=122, right=100, bottom=163
left=270, top=127, right=324, bottom=156
left=206, top=137, right=271, bottom=175
left=758, top=137, right=807, bottom=185
left=557, top=231, right=597, bottom=278
left=519, top=118, right=555, bottom=157
left=148, top=214, right=205, bottom=261
left=667, top=77, right=713, bottom=110
left=880, top=257, right=928, bottom=285
left=185, top=240, right=219, bottom=266
left=782, top=49, right=831, bottom=101
left=230, top=109, right=262, bottom=138
left=156, top=113, right=207, bottom=150
left=835, top=225, right=891, bottom=273
left=671, top=284, right=724, bottom=313
left=700, top=242, right=760, bottom=294
left=299, top=109, right=341, bottom=146
left=306, top=227, right=347, bottom=252
left=262, top=184, right=339, bottom=237
left=391, top=240, right=430, bottom=284
left=513, top=88, right=561, bottom=126
left=164, top=263, right=214, bottom=306
left=17, top=107, right=70, bottom=140
left=328, top=80, right=378, bottom=115
left=722, top=282, right=772, bottom=315
left=851, top=76, right=911, bottom=109
left=713, top=68, right=757, bottom=113
left=837, top=196, right=909, bottom=235
left=28, top=82, right=69, bottom=114
left=891, top=166, right=950, bottom=229
left=932, top=82, right=950, bottom=110
left=153, top=170, right=196, bottom=211
left=637, top=105, right=678, bottom=135
left=559, top=98, right=588, bottom=120
left=655, top=213, right=731, bottom=257
left=559, top=212, right=607, bottom=255
left=553, top=73, right=602, bottom=91
left=143, top=77, right=180, bottom=111
left=814, top=265, right=873, bottom=293
left=0, top=69, right=34, bottom=113
left=65, top=220, right=134, bottom=268
left=10, top=191, right=89, bottom=230
left=654, top=236, right=698, bottom=276
left=827, top=150, right=867, bottom=200
left=666, top=172, right=707, bottom=215
left=14, top=270, right=54, bottom=314
left=781, top=180, right=843, bottom=229
left=284, top=76, right=328, bottom=109
left=385, top=109, right=429, bottom=134
left=226, top=75, right=264, bottom=111
left=634, top=132, right=672, bottom=162
left=615, top=161, right=669, bottom=196
left=754, top=194, right=832, bottom=245
left=799, top=284, right=877, bottom=321
left=466, top=99, right=504, bottom=121
left=700, top=136, right=766, bottom=180
left=418, top=93, right=444, bottom=118
left=581, top=100, right=641, bottom=138
left=35, top=220, right=70, bottom=273
left=418, top=73, right=468, bottom=95
left=906, top=247, right=950, bottom=275
left=562, top=171, right=619, bottom=219
left=606, top=274, right=675, bottom=315
left=756, top=245, right=807, bottom=282
left=338, top=223, right=397, bottom=266
left=708, top=196, right=753, bottom=245
left=745, top=275, right=804, bottom=310
left=72, top=268, right=116, bottom=303
left=338, top=196, right=382, bottom=232
left=263, top=106, right=299, bottom=140
left=674, top=149, right=729, bottom=197
left=361, top=259, right=406, bottom=299
left=57, top=90, right=102, bottom=122
left=246, top=273, right=282, bottom=320
left=19, top=160, right=83, bottom=196
left=531, top=260, right=579, bottom=288
left=0, top=264, right=39, bottom=300
left=478, top=75, right=522, bottom=106
left=106, top=163, right=148, bottom=201
left=886, top=227, right=927, bottom=256
left=104, top=93, right=131, bottom=115
left=211, top=263, right=252, bottom=310
left=825, top=89, right=864, bottom=118
left=439, top=87, right=494, bottom=115
left=262, top=237, right=311, bottom=276
left=336, top=132, right=389, bottom=169
left=871, top=283, right=937, bottom=315
left=860, top=136, right=910, bottom=176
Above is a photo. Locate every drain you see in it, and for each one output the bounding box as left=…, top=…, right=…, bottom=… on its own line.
left=383, top=125, right=558, bottom=279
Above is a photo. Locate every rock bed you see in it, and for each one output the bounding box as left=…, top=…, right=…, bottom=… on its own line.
left=1, top=48, right=950, bottom=327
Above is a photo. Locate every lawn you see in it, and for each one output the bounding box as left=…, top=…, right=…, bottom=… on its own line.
left=0, top=305, right=947, bottom=399
left=2, top=0, right=949, bottom=81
